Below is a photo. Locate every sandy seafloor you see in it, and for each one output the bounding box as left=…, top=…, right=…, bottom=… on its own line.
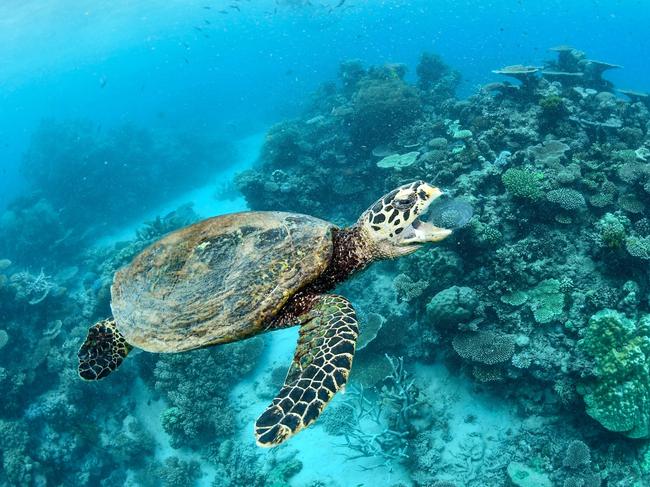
left=89, top=130, right=523, bottom=486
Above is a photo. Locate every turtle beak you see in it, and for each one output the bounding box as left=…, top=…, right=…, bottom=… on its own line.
left=420, top=183, right=444, bottom=201
left=399, top=184, right=452, bottom=246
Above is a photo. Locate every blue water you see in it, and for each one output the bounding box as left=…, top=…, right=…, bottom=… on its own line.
left=2, top=1, right=650, bottom=485
left=3, top=0, right=649, bottom=207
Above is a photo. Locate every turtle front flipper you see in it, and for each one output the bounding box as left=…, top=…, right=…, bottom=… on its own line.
left=255, top=294, right=358, bottom=447
left=78, top=318, right=132, bottom=381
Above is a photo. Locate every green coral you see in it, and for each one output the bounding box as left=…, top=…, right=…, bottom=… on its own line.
left=578, top=309, right=650, bottom=438
left=539, top=94, right=565, bottom=115
left=502, top=168, right=544, bottom=201
left=595, top=213, right=629, bottom=248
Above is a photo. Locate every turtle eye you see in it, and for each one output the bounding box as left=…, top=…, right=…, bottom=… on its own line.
left=393, top=194, right=416, bottom=210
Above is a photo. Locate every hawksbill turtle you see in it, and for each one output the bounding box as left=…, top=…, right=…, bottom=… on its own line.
left=78, top=181, right=455, bottom=446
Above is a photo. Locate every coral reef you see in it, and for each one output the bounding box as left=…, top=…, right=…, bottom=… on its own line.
left=235, top=45, right=650, bottom=485
left=2, top=44, right=649, bottom=486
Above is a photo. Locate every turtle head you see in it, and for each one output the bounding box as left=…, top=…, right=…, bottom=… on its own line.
left=357, top=181, right=452, bottom=258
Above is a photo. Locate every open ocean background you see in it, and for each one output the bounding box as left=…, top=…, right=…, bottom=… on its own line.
left=3, top=0, right=649, bottom=208
left=2, top=1, right=650, bottom=486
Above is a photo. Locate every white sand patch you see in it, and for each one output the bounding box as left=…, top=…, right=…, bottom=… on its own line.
left=414, top=362, right=520, bottom=483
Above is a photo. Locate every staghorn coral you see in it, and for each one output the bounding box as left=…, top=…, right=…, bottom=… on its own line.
left=10, top=269, right=60, bottom=305
left=0, top=46, right=649, bottom=487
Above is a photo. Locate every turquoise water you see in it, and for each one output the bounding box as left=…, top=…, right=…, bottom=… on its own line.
left=1, top=1, right=650, bottom=485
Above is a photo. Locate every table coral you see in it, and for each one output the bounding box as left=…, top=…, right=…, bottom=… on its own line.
left=452, top=331, right=515, bottom=365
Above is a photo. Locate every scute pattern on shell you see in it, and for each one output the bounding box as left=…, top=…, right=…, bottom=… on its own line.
left=111, top=211, right=335, bottom=352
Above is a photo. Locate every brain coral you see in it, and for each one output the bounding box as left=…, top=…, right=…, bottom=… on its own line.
left=578, top=309, right=650, bottom=438
left=426, top=286, right=478, bottom=328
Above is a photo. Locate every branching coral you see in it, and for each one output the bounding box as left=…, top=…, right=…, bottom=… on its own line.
left=10, top=269, right=59, bottom=305
left=154, top=338, right=263, bottom=448
left=626, top=236, right=650, bottom=260
left=339, top=356, right=425, bottom=465
left=502, top=168, right=544, bottom=201
left=595, top=213, right=629, bottom=248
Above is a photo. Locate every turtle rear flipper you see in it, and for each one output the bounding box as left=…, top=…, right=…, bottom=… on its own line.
left=255, top=294, right=358, bottom=447
left=78, top=318, right=132, bottom=381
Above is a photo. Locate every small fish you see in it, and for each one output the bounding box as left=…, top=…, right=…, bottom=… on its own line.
left=99, top=76, right=107, bottom=88
left=204, top=19, right=211, bottom=24
left=230, top=4, right=241, bottom=11
left=218, top=9, right=228, bottom=14
left=334, top=0, right=345, bottom=8
left=203, top=5, right=211, bottom=9
left=194, top=25, right=203, bottom=31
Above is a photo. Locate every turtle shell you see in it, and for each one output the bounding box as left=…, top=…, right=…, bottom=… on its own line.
left=111, top=211, right=335, bottom=353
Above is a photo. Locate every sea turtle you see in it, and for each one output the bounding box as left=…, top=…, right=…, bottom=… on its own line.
left=78, top=181, right=454, bottom=446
